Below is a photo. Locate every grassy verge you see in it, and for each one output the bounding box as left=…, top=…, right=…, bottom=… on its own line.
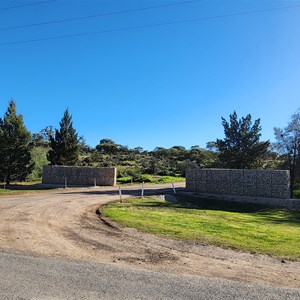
left=117, top=175, right=185, bottom=184
left=102, top=195, right=300, bottom=260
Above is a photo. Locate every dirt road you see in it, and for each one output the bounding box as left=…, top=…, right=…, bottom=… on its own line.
left=0, top=184, right=299, bottom=288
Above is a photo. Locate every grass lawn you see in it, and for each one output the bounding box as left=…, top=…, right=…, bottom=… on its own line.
left=102, top=195, right=300, bottom=260
left=117, top=175, right=185, bottom=184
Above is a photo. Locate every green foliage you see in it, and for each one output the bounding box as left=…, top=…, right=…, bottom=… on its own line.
left=96, top=138, right=118, bottom=154
left=216, top=111, right=270, bottom=169
left=156, top=176, right=185, bottom=183
left=86, top=137, right=220, bottom=177
left=274, top=110, right=300, bottom=193
left=126, top=169, right=141, bottom=181
left=27, top=147, right=48, bottom=181
left=117, top=176, right=133, bottom=184
left=31, top=126, right=53, bottom=148
left=0, top=100, right=34, bottom=184
left=103, top=196, right=300, bottom=260
left=47, top=109, right=79, bottom=166
left=96, top=138, right=129, bottom=155
left=117, top=174, right=185, bottom=184
left=140, top=174, right=153, bottom=182
left=293, top=189, right=300, bottom=199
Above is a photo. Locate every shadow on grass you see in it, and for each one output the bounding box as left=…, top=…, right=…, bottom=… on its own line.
left=129, top=194, right=300, bottom=225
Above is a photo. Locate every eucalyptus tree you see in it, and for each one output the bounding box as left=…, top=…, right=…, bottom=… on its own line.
left=274, top=110, right=300, bottom=194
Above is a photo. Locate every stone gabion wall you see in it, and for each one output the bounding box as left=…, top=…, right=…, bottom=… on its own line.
left=42, top=165, right=116, bottom=186
left=186, top=166, right=290, bottom=199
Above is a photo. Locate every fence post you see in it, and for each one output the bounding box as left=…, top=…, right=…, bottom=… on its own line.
left=119, top=186, right=123, bottom=203
left=64, top=176, right=67, bottom=189
left=172, top=182, right=176, bottom=194
left=141, top=181, right=144, bottom=198
left=94, top=178, right=97, bottom=187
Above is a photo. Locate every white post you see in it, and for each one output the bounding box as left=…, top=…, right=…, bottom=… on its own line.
left=64, top=176, right=67, bottom=189
left=94, top=178, right=97, bottom=187
left=3, top=178, right=6, bottom=190
left=141, top=181, right=144, bottom=198
left=131, top=178, right=133, bottom=186
left=119, top=186, right=123, bottom=203
left=172, top=182, right=176, bottom=194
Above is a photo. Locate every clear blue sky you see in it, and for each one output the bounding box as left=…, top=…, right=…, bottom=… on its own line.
left=0, top=0, right=299, bottom=150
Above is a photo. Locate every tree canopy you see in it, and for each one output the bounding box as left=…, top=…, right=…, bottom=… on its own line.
left=0, top=100, right=34, bottom=184
left=215, top=111, right=270, bottom=169
left=274, top=110, right=300, bottom=193
left=47, top=109, right=79, bottom=165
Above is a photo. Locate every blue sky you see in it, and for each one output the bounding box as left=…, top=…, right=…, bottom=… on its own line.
left=0, top=0, right=299, bottom=150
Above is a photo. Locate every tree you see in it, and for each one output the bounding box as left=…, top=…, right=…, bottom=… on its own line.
left=133, top=146, right=143, bottom=154
left=274, top=110, right=300, bottom=194
left=215, top=111, right=269, bottom=169
left=31, top=126, right=53, bottom=148
left=27, top=146, right=48, bottom=181
left=96, top=139, right=118, bottom=154
left=47, top=109, right=79, bottom=165
left=0, top=100, right=34, bottom=184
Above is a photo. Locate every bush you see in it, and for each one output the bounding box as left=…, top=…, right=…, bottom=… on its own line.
left=117, top=176, right=133, bottom=184
left=127, top=169, right=141, bottom=181
left=140, top=174, right=153, bottom=183
left=293, top=189, right=300, bottom=198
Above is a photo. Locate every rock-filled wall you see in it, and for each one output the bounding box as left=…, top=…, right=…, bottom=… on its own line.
left=42, top=165, right=116, bottom=186
left=186, top=166, right=290, bottom=199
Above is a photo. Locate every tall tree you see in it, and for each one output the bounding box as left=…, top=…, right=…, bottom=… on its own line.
left=96, top=139, right=118, bottom=154
left=47, top=109, right=79, bottom=165
left=274, top=110, right=300, bottom=194
left=0, top=100, right=34, bottom=184
left=215, top=111, right=269, bottom=169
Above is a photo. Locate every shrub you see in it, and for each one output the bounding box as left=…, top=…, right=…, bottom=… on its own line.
left=140, top=174, right=153, bottom=183
left=117, top=176, right=133, bottom=184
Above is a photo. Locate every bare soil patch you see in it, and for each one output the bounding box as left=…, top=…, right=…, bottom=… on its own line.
left=0, top=184, right=299, bottom=288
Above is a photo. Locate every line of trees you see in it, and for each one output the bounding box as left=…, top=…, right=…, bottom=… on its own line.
left=0, top=100, right=299, bottom=193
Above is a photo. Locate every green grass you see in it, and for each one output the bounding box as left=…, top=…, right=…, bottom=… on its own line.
left=117, top=174, right=185, bottom=184
left=155, top=176, right=185, bottom=184
left=102, top=195, right=300, bottom=260
left=117, top=176, right=134, bottom=184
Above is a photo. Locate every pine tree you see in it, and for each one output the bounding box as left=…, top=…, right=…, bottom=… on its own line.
left=47, top=109, right=79, bottom=165
left=216, top=111, right=270, bottom=169
left=0, top=100, right=34, bottom=184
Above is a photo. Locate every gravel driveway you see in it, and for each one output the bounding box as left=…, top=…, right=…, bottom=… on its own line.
left=0, top=183, right=299, bottom=288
